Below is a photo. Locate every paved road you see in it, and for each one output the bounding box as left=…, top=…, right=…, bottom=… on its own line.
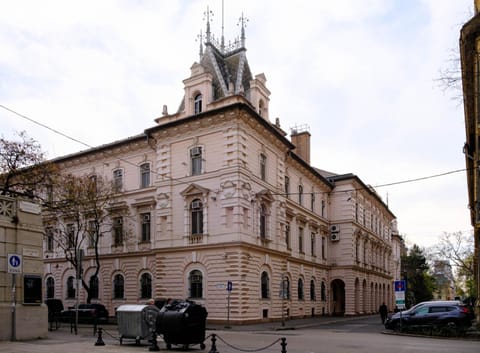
left=0, top=315, right=478, bottom=353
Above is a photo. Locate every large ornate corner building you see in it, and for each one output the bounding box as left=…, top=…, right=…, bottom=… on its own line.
left=43, top=15, right=402, bottom=323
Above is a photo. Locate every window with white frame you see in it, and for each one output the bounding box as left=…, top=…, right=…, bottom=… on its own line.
left=298, top=226, right=304, bottom=253
left=260, top=203, right=267, bottom=239
left=260, top=153, right=266, bottom=181
left=194, top=93, right=203, bottom=114
left=46, top=226, right=54, bottom=251
left=113, top=169, right=123, bottom=192
left=113, top=217, right=123, bottom=246
left=311, top=232, right=316, bottom=256
left=189, top=270, right=203, bottom=298
left=140, top=163, right=150, bottom=188
left=141, top=212, right=151, bottom=242
left=190, top=199, right=203, bottom=235
left=190, top=147, right=202, bottom=175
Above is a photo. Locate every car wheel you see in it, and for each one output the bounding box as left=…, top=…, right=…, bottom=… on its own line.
left=393, top=320, right=403, bottom=332
left=443, top=321, right=460, bottom=337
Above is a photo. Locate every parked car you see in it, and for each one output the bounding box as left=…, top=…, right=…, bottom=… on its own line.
left=61, top=303, right=109, bottom=323
left=384, top=300, right=474, bottom=333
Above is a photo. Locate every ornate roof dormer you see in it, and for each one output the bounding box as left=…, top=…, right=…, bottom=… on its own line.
left=155, top=7, right=271, bottom=125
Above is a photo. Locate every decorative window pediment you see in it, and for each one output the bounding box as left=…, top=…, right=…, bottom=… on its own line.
left=180, top=183, right=210, bottom=197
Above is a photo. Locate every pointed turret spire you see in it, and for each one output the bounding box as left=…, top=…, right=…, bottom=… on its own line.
left=204, top=6, right=213, bottom=43
left=238, top=12, right=248, bottom=48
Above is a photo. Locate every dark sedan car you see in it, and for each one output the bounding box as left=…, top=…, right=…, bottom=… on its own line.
left=385, top=300, right=474, bottom=333
left=61, top=303, right=109, bottom=323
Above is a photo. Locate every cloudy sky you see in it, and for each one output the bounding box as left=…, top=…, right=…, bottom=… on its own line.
left=0, top=0, right=474, bottom=248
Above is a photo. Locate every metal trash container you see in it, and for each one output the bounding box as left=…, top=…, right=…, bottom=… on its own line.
left=117, top=304, right=160, bottom=345
left=156, top=300, right=208, bottom=350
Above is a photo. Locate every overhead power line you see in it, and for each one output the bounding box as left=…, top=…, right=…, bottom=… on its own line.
left=0, top=103, right=468, bottom=195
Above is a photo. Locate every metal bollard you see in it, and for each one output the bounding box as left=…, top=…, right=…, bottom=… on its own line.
left=209, top=333, right=219, bottom=353
left=280, top=337, right=287, bottom=353
left=94, top=327, right=105, bottom=346
left=149, top=330, right=160, bottom=351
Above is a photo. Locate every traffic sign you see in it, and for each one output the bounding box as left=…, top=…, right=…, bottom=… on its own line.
left=7, top=254, right=22, bottom=274
left=227, top=280, right=233, bottom=292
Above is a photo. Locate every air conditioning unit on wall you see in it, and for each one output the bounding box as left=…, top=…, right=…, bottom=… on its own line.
left=329, top=224, right=340, bottom=241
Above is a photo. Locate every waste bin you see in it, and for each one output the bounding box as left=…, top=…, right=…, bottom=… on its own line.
left=156, top=300, right=208, bottom=350
left=117, top=304, right=160, bottom=345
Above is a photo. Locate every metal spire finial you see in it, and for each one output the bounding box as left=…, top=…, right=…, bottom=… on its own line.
left=221, top=0, right=225, bottom=51
left=204, top=6, right=213, bottom=43
left=237, top=12, right=248, bottom=47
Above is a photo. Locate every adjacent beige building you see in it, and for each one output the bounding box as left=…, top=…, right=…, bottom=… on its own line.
left=1, top=196, right=46, bottom=340
left=43, top=17, right=401, bottom=323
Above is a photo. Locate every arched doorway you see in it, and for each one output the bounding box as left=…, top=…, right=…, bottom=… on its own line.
left=330, top=279, right=345, bottom=316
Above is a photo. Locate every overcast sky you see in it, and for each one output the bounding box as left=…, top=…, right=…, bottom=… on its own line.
left=0, top=0, right=474, bottom=248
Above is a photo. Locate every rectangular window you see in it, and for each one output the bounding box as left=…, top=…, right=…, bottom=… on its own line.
left=141, top=212, right=151, bottom=242
left=321, top=200, right=325, bottom=217
left=140, top=163, right=150, bottom=188
left=299, top=226, right=304, bottom=253
left=66, top=223, right=75, bottom=249
left=88, top=220, right=96, bottom=247
left=284, top=176, right=290, bottom=198
left=310, top=192, right=315, bottom=212
left=46, top=227, right=54, bottom=251
left=113, top=169, right=123, bottom=192
left=285, top=223, right=291, bottom=249
left=311, top=232, right=316, bottom=256
left=298, top=185, right=303, bottom=205
left=321, top=236, right=326, bottom=260
left=260, top=153, right=267, bottom=181
left=113, top=217, right=123, bottom=246
left=191, top=147, right=202, bottom=175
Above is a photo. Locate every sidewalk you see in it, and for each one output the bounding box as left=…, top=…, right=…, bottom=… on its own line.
left=0, top=315, right=372, bottom=353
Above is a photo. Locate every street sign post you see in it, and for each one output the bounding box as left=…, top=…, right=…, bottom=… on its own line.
left=226, top=281, right=232, bottom=328
left=394, top=280, right=406, bottom=309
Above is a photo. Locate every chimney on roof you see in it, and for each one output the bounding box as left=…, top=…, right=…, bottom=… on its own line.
left=290, top=125, right=311, bottom=164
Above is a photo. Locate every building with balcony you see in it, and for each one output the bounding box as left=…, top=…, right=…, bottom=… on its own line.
left=43, top=14, right=401, bottom=323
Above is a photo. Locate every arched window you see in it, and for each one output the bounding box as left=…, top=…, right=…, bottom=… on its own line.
left=260, top=203, right=267, bottom=239
left=140, top=163, right=151, bottom=188
left=321, top=281, right=326, bottom=301
left=67, top=276, right=75, bottom=299
left=261, top=272, right=270, bottom=299
left=46, top=277, right=55, bottom=299
left=194, top=93, right=203, bottom=114
left=310, top=279, right=316, bottom=301
left=113, top=274, right=124, bottom=299
left=189, top=270, right=203, bottom=298
left=191, top=199, right=203, bottom=235
left=140, top=273, right=152, bottom=299
left=298, top=278, right=304, bottom=300
left=89, top=275, right=99, bottom=299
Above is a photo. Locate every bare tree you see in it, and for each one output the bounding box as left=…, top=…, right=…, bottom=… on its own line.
left=430, top=231, right=475, bottom=297
left=44, top=173, right=129, bottom=303
left=0, top=131, right=58, bottom=198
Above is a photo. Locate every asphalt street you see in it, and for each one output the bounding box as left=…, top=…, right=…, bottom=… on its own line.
left=0, top=315, right=478, bottom=353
